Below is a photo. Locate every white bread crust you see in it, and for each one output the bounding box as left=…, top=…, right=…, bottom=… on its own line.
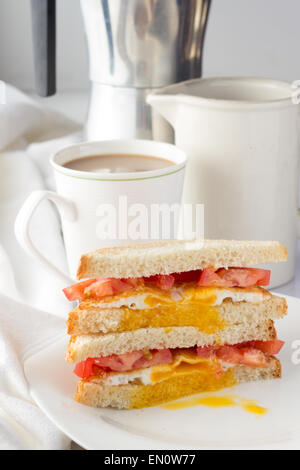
left=77, top=239, right=287, bottom=279
left=65, top=320, right=276, bottom=362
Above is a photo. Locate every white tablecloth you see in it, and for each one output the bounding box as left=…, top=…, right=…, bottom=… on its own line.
left=0, top=83, right=81, bottom=449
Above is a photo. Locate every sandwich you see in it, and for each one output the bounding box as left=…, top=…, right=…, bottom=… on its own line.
left=63, top=239, right=288, bottom=409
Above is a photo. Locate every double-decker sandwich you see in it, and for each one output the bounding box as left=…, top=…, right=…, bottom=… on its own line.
left=63, top=239, right=287, bottom=409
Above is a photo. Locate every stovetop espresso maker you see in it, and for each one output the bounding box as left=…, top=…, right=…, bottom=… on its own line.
left=31, top=0, right=211, bottom=141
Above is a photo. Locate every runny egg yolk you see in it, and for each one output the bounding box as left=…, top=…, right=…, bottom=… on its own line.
left=150, top=349, right=221, bottom=383
left=118, top=302, right=226, bottom=334
left=129, top=358, right=236, bottom=409
left=118, top=285, right=230, bottom=334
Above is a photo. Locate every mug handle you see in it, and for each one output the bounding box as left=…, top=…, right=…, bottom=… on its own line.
left=15, top=190, right=76, bottom=284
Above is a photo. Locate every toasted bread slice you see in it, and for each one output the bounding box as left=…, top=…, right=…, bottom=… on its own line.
left=67, top=295, right=287, bottom=335
left=75, top=356, right=281, bottom=409
left=77, top=239, right=287, bottom=280
left=65, top=319, right=276, bottom=362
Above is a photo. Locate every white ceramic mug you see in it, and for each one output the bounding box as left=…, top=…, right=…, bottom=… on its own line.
left=15, top=140, right=186, bottom=281
left=148, top=78, right=300, bottom=287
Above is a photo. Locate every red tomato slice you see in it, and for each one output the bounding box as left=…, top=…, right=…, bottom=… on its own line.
left=197, top=267, right=271, bottom=288
left=64, top=277, right=141, bottom=302
left=62, top=278, right=101, bottom=301
left=65, top=277, right=140, bottom=301
left=85, top=279, right=115, bottom=298
left=74, top=357, right=95, bottom=379
left=197, top=267, right=224, bottom=287
left=195, top=345, right=219, bottom=359
left=93, top=350, right=145, bottom=372
left=217, top=267, right=270, bottom=287
left=125, top=278, right=141, bottom=289
left=155, top=275, right=175, bottom=290
left=145, top=271, right=202, bottom=285
left=238, top=340, right=284, bottom=355
left=64, top=266, right=271, bottom=302
left=196, top=340, right=281, bottom=368
left=172, top=270, right=203, bottom=283
left=239, top=348, right=268, bottom=367
left=144, top=274, right=175, bottom=290
left=143, top=275, right=157, bottom=283
left=215, top=345, right=244, bottom=364
left=74, top=349, right=173, bottom=379
left=133, top=348, right=173, bottom=369
left=216, top=345, right=268, bottom=368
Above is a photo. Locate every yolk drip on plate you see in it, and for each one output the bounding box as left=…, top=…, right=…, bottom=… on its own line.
left=161, top=394, right=267, bottom=416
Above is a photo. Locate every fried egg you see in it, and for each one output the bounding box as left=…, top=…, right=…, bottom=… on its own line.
left=91, top=350, right=235, bottom=386
left=91, top=285, right=270, bottom=310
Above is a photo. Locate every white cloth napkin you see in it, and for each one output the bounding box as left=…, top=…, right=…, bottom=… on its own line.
left=0, top=83, right=81, bottom=449
left=0, top=295, right=68, bottom=450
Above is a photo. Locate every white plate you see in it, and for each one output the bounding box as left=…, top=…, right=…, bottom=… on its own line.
left=24, top=294, right=300, bottom=450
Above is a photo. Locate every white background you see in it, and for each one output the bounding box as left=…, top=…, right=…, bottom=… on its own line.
left=0, top=0, right=299, bottom=93
left=1, top=0, right=300, bottom=450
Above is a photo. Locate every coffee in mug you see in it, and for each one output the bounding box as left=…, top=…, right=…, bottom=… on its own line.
left=63, top=154, right=174, bottom=173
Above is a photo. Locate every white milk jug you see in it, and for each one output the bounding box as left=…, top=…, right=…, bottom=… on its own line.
left=148, top=77, right=300, bottom=287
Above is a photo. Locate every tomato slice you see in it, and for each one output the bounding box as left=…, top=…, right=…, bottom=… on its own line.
left=196, top=339, right=283, bottom=368
left=133, top=348, right=173, bottom=369
left=125, top=278, right=141, bottom=289
left=145, top=271, right=202, bottom=286
left=93, top=350, right=146, bottom=372
left=74, top=357, right=96, bottom=379
left=62, top=278, right=101, bottom=301
left=217, top=267, right=270, bottom=287
left=85, top=278, right=137, bottom=298
left=197, top=268, right=224, bottom=287
left=238, top=340, right=284, bottom=355
left=144, top=274, right=175, bottom=290
left=197, top=267, right=271, bottom=288
left=239, top=348, right=268, bottom=367
left=64, top=266, right=271, bottom=302
left=74, top=348, right=173, bottom=379
left=172, top=270, right=203, bottom=283
left=155, top=275, right=175, bottom=290
left=195, top=345, right=219, bottom=359
left=216, top=345, right=268, bottom=367
left=85, top=279, right=115, bottom=298
left=215, top=345, right=245, bottom=364
left=64, top=277, right=140, bottom=301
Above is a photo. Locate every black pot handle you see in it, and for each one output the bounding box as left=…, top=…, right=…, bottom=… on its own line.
left=31, top=0, right=56, bottom=96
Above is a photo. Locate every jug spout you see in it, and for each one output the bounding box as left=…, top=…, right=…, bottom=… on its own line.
left=147, top=94, right=180, bottom=128
left=147, top=80, right=199, bottom=128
